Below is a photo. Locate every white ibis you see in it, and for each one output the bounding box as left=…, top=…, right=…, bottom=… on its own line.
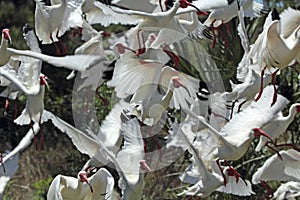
left=183, top=85, right=289, bottom=185
left=0, top=59, right=22, bottom=114
left=129, top=74, right=195, bottom=126
left=68, top=0, right=141, bottom=27
left=109, top=0, right=210, bottom=48
left=0, top=28, right=106, bottom=72
left=225, top=69, right=272, bottom=115
left=252, top=149, right=300, bottom=186
left=204, top=0, right=269, bottom=28
left=34, top=0, right=70, bottom=44
left=255, top=103, right=300, bottom=152
left=174, top=0, right=236, bottom=14
left=0, top=27, right=51, bottom=149
left=248, top=7, right=300, bottom=106
left=90, top=1, right=141, bottom=26
left=47, top=168, right=115, bottom=200
left=252, top=149, right=300, bottom=198
left=203, top=0, right=269, bottom=48
left=107, top=46, right=199, bottom=109
left=176, top=123, right=254, bottom=197
left=106, top=50, right=168, bottom=98
left=70, top=20, right=111, bottom=91
left=46, top=111, right=151, bottom=199
left=183, top=81, right=227, bottom=132
left=109, top=0, right=184, bottom=29
left=273, top=181, right=300, bottom=200
left=81, top=100, right=128, bottom=169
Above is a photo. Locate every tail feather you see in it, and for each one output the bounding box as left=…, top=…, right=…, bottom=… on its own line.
left=14, top=109, right=31, bottom=125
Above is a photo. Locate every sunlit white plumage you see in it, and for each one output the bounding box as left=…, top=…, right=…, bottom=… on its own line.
left=0, top=28, right=105, bottom=72
left=81, top=100, right=128, bottom=169
left=273, top=181, right=300, bottom=200
left=0, top=27, right=50, bottom=126
left=226, top=69, right=272, bottom=103
left=34, top=0, right=71, bottom=44
left=176, top=123, right=253, bottom=197
left=255, top=103, right=300, bottom=152
left=248, top=7, right=300, bottom=72
left=204, top=0, right=269, bottom=28
left=71, top=21, right=110, bottom=90
left=129, top=73, right=196, bottom=126
left=212, top=86, right=288, bottom=161
left=47, top=168, right=115, bottom=200
left=46, top=111, right=150, bottom=199
left=252, top=149, right=300, bottom=184
left=179, top=94, right=276, bottom=191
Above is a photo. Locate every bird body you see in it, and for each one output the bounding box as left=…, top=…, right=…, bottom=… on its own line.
left=1, top=27, right=105, bottom=71
left=0, top=27, right=50, bottom=126
left=252, top=149, right=300, bottom=184
left=176, top=122, right=253, bottom=197
left=14, top=81, right=46, bottom=125
left=226, top=69, right=272, bottom=102
left=255, top=103, right=300, bottom=152
left=204, top=0, right=268, bottom=27
left=111, top=0, right=181, bottom=29
left=184, top=86, right=288, bottom=162
left=264, top=21, right=300, bottom=69
left=47, top=168, right=114, bottom=200
left=273, top=181, right=300, bottom=200
left=130, top=75, right=191, bottom=126
left=34, top=0, right=69, bottom=44
left=249, top=7, right=300, bottom=72
left=45, top=111, right=150, bottom=200
left=0, top=29, right=11, bottom=66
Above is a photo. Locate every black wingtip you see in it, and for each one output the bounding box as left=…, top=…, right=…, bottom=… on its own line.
left=23, top=23, right=32, bottom=34
left=228, top=0, right=235, bottom=5
left=196, top=81, right=210, bottom=100
left=271, top=8, right=280, bottom=21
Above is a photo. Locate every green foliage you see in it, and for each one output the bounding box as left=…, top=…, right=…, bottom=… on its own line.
left=32, top=177, right=53, bottom=200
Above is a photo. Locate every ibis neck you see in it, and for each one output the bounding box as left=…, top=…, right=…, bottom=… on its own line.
left=161, top=81, right=175, bottom=108
left=0, top=37, right=10, bottom=66
left=284, top=104, right=300, bottom=124
left=0, top=36, right=8, bottom=51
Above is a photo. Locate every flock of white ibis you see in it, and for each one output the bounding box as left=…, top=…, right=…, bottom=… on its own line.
left=0, top=0, right=299, bottom=199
